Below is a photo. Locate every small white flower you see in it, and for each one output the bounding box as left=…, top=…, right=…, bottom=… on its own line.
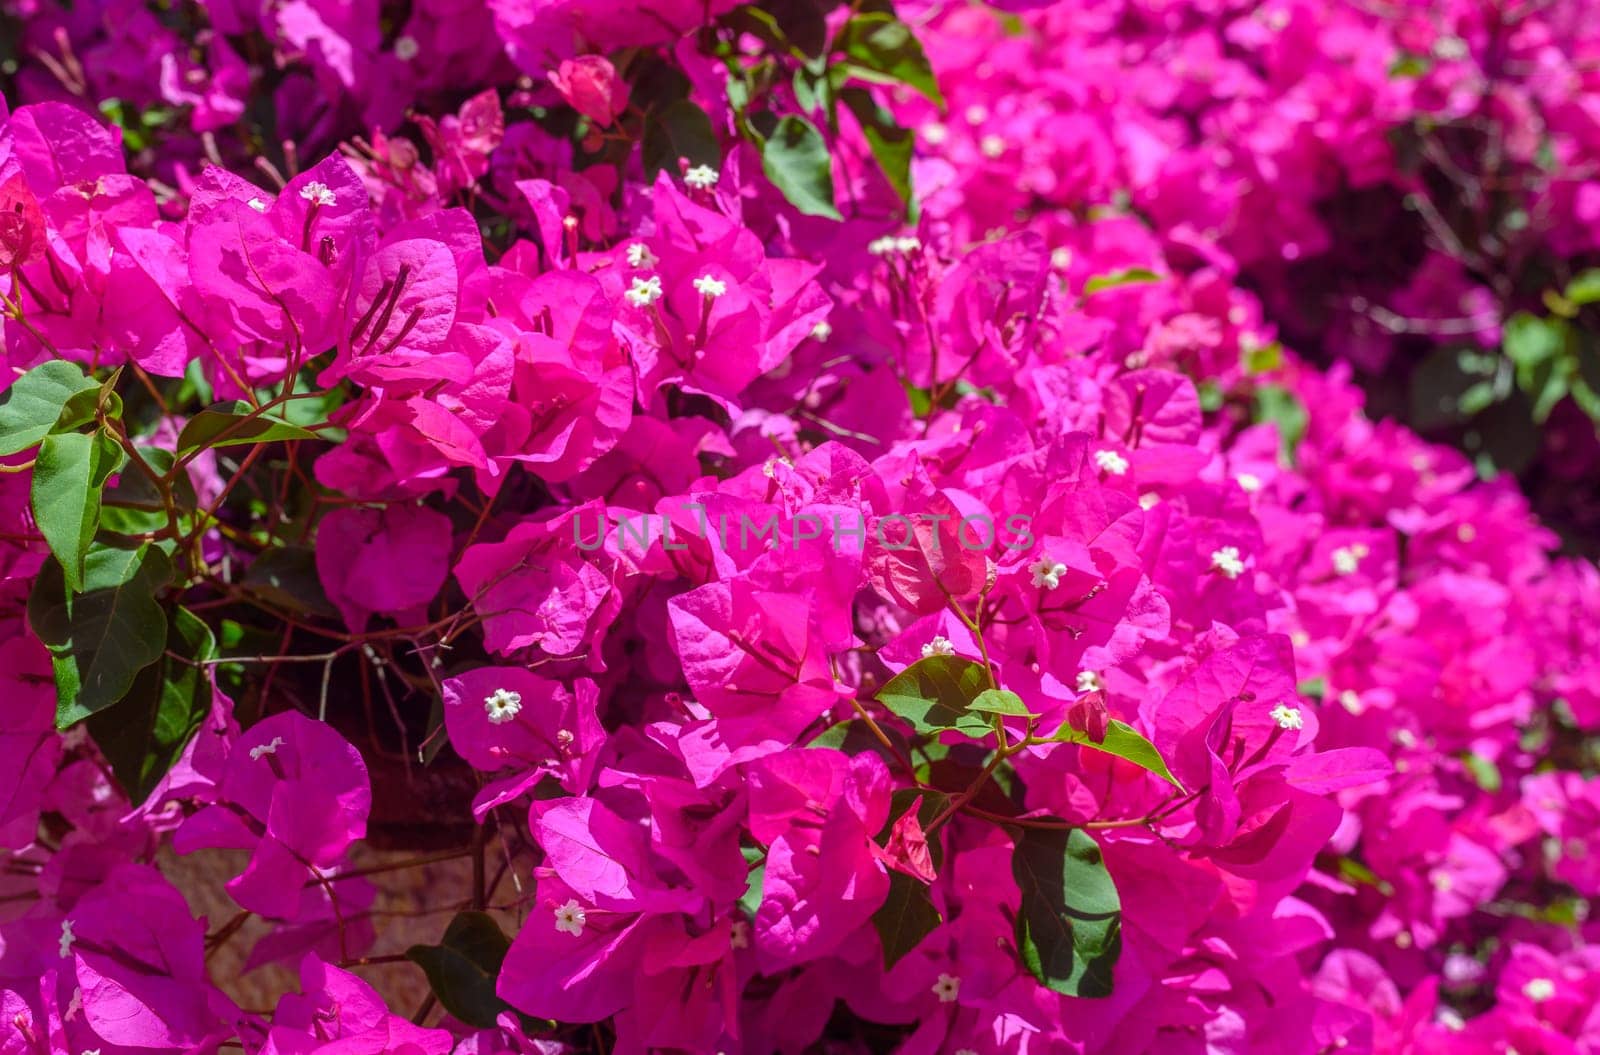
left=1209, top=546, right=1245, bottom=579
left=921, top=122, right=949, bottom=145
left=730, top=919, right=751, bottom=949
left=979, top=133, right=1006, bottom=159
left=299, top=181, right=336, bottom=207
left=1028, top=556, right=1067, bottom=591
left=1269, top=703, right=1303, bottom=730
left=893, top=235, right=922, bottom=254
left=485, top=688, right=523, bottom=724
left=956, top=1051, right=977, bottom=1055
left=625, top=242, right=658, bottom=269
left=1235, top=472, right=1262, bottom=493
left=553, top=899, right=587, bottom=937
left=963, top=103, right=989, bottom=125
left=1457, top=523, right=1477, bottom=543
left=810, top=320, right=832, bottom=342
left=625, top=275, right=663, bottom=308
left=59, top=919, right=76, bottom=958
left=1434, top=36, right=1469, bottom=60
left=1050, top=246, right=1073, bottom=270
left=931, top=972, right=961, bottom=1003
left=1431, top=871, right=1453, bottom=892
left=1094, top=449, right=1129, bottom=476
left=921, top=636, right=955, bottom=658
left=246, top=197, right=268, bottom=212
left=1338, top=689, right=1364, bottom=715
left=683, top=165, right=719, bottom=190
left=693, top=274, right=728, bottom=299
left=249, top=736, right=285, bottom=760
left=393, top=35, right=420, bottom=61
left=1076, top=670, right=1103, bottom=694
left=1523, top=977, right=1556, bottom=1002
left=83, top=1049, right=102, bottom=1055
left=1139, top=492, right=1160, bottom=510
left=867, top=236, right=897, bottom=256
left=1331, top=542, right=1369, bottom=576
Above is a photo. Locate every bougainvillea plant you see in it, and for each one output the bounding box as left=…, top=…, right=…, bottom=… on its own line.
left=3, top=0, right=1600, bottom=1053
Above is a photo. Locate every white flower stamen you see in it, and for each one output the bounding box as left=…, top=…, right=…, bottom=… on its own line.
left=554, top=899, right=587, bottom=936
left=1094, top=449, right=1129, bottom=476
left=625, top=275, right=662, bottom=308
left=1269, top=703, right=1303, bottom=730
left=932, top=972, right=961, bottom=1003
left=683, top=165, right=719, bottom=190
left=693, top=274, right=727, bottom=299
left=299, top=181, right=336, bottom=207
left=1029, top=556, right=1067, bottom=591
left=485, top=688, right=523, bottom=724
left=249, top=736, right=285, bottom=760
left=1210, top=546, right=1245, bottom=579
left=921, top=636, right=955, bottom=658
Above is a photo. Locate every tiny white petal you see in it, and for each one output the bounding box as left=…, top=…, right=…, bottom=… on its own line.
left=1028, top=556, right=1067, bottom=591
left=59, top=919, right=76, bottom=958
left=1331, top=545, right=1362, bottom=576
left=1209, top=546, right=1245, bottom=579
left=553, top=898, right=587, bottom=936
left=246, top=197, right=268, bottom=212
left=684, top=165, right=719, bottom=190
left=1269, top=703, right=1303, bottom=731
left=921, top=635, right=955, bottom=658
left=810, top=320, right=832, bottom=342
left=625, top=275, right=663, bottom=307
left=625, top=242, right=658, bottom=269
left=1235, top=472, right=1262, bottom=493
left=1076, top=670, right=1103, bottom=694
left=393, top=35, right=420, bottom=61
left=1523, top=977, right=1556, bottom=1002
left=979, top=134, right=1006, bottom=158
left=485, top=688, right=523, bottom=724
left=932, top=972, right=961, bottom=1003
left=1094, top=449, right=1129, bottom=476
left=693, top=274, right=728, bottom=299
left=298, top=181, right=336, bottom=207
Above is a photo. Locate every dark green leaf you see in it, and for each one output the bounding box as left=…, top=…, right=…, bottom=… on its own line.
left=761, top=115, right=841, bottom=219
left=727, top=0, right=827, bottom=58
left=740, top=843, right=765, bottom=918
left=835, top=13, right=942, bottom=105
left=1242, top=340, right=1283, bottom=375
left=406, top=911, right=514, bottom=1029
left=1011, top=827, right=1121, bottom=998
left=0, top=361, right=96, bottom=456
left=32, top=429, right=124, bottom=592
left=176, top=402, right=316, bottom=455
left=240, top=545, right=337, bottom=618
left=970, top=688, right=1035, bottom=717
left=1046, top=720, right=1183, bottom=790
left=839, top=87, right=915, bottom=215
left=87, top=605, right=215, bottom=803
left=28, top=544, right=172, bottom=727
left=52, top=383, right=123, bottom=435
left=642, top=100, right=721, bottom=178
left=872, top=871, right=942, bottom=968
left=875, top=655, right=994, bottom=738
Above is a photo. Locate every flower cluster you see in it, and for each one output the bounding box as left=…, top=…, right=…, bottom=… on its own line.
left=1, top=2, right=1599, bottom=1054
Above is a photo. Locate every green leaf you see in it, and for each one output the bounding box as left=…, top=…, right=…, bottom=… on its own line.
left=1461, top=751, right=1502, bottom=793
left=32, top=429, right=124, bottom=592
left=86, top=605, right=215, bottom=803
left=28, top=544, right=172, bottom=727
left=835, top=13, right=942, bottom=105
left=761, top=115, right=841, bottom=220
left=1011, top=827, right=1121, bottom=998
left=875, top=655, right=994, bottom=738
left=727, top=0, right=827, bottom=58
left=406, top=911, right=515, bottom=1029
left=740, top=843, right=765, bottom=918
left=1566, top=268, right=1600, bottom=306
left=176, top=402, right=317, bottom=455
left=240, top=545, right=337, bottom=618
left=1253, top=384, right=1308, bottom=467
left=0, top=361, right=97, bottom=456
left=51, top=383, right=123, bottom=435
left=1047, top=720, right=1183, bottom=790
left=1242, top=340, right=1283, bottom=375
left=970, top=688, right=1035, bottom=717
left=839, top=87, right=916, bottom=216
left=872, top=871, right=942, bottom=968
left=1083, top=267, right=1162, bottom=295
left=642, top=99, right=721, bottom=178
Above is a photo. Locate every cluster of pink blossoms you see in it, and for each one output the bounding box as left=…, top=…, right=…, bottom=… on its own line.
left=2, top=1, right=1600, bottom=1053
